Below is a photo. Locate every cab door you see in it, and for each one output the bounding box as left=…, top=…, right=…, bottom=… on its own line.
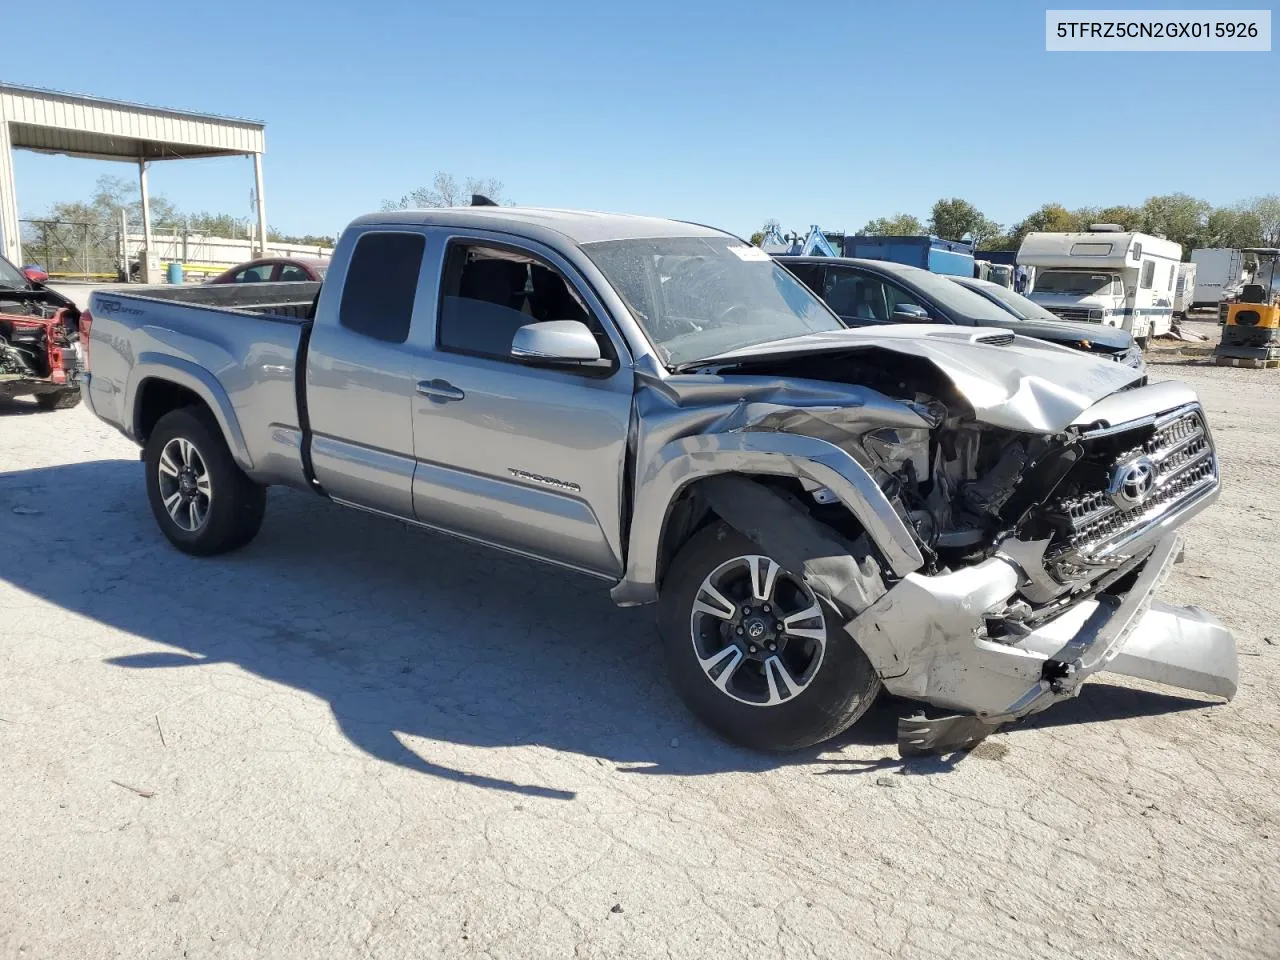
left=305, top=228, right=429, bottom=518
left=406, top=231, right=634, bottom=577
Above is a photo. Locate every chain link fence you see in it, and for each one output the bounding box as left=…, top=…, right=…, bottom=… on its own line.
left=19, top=219, right=333, bottom=282
left=18, top=219, right=127, bottom=280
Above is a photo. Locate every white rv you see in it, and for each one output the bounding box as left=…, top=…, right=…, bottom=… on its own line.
left=1017, top=227, right=1182, bottom=344
left=1174, top=262, right=1197, bottom=317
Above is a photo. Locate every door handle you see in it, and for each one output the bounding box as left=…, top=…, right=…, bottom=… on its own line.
left=416, top=379, right=465, bottom=403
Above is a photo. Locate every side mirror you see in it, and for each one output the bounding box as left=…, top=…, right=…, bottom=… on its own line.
left=22, top=266, right=49, bottom=284
left=891, top=303, right=931, bottom=323
left=510, top=320, right=602, bottom=365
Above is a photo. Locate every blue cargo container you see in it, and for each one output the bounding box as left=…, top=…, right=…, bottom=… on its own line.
left=975, top=250, right=1018, bottom=266
left=841, top=235, right=975, bottom=277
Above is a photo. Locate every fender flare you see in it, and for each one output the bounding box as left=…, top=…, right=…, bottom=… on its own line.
left=610, top=431, right=924, bottom=606
left=128, top=354, right=253, bottom=471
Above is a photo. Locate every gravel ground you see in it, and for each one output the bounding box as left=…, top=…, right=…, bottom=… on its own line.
left=1, top=356, right=1277, bottom=960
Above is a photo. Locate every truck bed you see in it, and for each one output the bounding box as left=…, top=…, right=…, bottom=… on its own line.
left=108, top=281, right=321, bottom=320
left=85, top=282, right=320, bottom=488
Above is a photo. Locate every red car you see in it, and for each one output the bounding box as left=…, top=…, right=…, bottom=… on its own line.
left=206, top=256, right=328, bottom=284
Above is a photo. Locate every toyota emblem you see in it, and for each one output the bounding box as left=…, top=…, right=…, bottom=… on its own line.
left=1109, top=456, right=1157, bottom=509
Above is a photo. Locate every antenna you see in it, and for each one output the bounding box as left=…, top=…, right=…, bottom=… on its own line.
left=471, top=194, right=498, bottom=207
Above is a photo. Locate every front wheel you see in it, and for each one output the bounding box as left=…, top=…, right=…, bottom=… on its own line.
left=143, top=407, right=266, bottom=556
left=658, top=523, right=882, bottom=751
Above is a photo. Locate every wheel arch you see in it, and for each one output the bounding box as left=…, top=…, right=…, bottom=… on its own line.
left=129, top=356, right=253, bottom=472
left=610, top=432, right=924, bottom=607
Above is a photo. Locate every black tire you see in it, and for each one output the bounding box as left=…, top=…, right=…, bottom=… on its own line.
left=35, top=388, right=81, bottom=411
left=143, top=407, right=266, bottom=556
left=658, top=522, right=882, bottom=752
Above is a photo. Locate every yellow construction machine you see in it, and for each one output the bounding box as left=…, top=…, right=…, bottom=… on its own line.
left=1215, top=248, right=1280, bottom=365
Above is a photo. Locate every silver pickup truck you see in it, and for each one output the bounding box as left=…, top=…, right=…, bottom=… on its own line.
left=82, top=208, right=1238, bottom=754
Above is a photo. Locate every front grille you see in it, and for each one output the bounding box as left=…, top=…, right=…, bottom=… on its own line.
left=1048, top=307, right=1097, bottom=323
left=1047, top=405, right=1217, bottom=564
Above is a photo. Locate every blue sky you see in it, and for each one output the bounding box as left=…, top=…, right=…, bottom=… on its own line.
left=6, top=1, right=1276, bottom=239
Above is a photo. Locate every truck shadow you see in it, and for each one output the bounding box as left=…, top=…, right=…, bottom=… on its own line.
left=0, top=459, right=1215, bottom=798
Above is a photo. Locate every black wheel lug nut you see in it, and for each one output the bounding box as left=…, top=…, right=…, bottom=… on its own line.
left=748, top=645, right=757, bottom=654
left=762, top=604, right=771, bottom=613
left=736, top=626, right=744, bottom=636
left=768, top=643, right=777, bottom=652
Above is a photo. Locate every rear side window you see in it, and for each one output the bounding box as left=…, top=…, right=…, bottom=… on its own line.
left=338, top=232, right=425, bottom=343
left=1140, top=261, right=1155, bottom=290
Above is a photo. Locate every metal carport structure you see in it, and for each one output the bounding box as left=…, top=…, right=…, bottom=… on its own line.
left=0, top=84, right=266, bottom=279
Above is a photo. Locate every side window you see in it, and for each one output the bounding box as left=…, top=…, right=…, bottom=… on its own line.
left=1140, top=261, right=1155, bottom=290
left=233, top=263, right=274, bottom=283
left=278, top=263, right=309, bottom=282
left=883, top=283, right=927, bottom=317
left=338, top=232, right=424, bottom=343
left=782, top=262, right=825, bottom=295
left=1168, top=264, right=1176, bottom=288
left=438, top=242, right=609, bottom=364
left=821, top=269, right=904, bottom=323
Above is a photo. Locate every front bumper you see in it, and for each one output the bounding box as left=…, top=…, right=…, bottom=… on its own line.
left=848, top=531, right=1237, bottom=724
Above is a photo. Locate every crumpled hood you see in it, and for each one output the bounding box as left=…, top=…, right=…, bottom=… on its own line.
left=693, top=324, right=1145, bottom=433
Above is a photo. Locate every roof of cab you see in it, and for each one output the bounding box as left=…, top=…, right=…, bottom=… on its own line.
left=348, top=207, right=733, bottom=245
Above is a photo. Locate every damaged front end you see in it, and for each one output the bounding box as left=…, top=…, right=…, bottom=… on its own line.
left=625, top=334, right=1237, bottom=752
left=833, top=374, right=1235, bottom=749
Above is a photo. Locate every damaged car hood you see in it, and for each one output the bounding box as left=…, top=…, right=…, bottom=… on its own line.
left=684, top=324, right=1145, bottom=433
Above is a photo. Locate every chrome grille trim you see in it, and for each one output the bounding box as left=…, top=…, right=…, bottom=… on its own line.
left=1051, top=404, right=1218, bottom=563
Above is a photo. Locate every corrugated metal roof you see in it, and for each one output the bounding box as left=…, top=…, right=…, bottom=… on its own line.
left=0, top=83, right=262, bottom=125
left=0, top=83, right=264, bottom=159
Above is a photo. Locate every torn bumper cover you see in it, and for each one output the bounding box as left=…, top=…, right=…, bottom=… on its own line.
left=848, top=531, right=1237, bottom=732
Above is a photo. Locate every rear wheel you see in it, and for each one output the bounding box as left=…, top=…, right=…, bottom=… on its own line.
left=658, top=523, right=882, bottom=751
left=35, top=388, right=81, bottom=411
left=143, top=407, right=265, bottom=556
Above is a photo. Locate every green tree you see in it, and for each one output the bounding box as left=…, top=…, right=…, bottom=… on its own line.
left=858, top=213, right=925, bottom=236
left=1203, top=206, right=1263, bottom=249
left=1091, top=205, right=1142, bottom=230
left=1241, top=195, right=1280, bottom=246
left=381, top=171, right=507, bottom=210
left=1007, top=203, right=1081, bottom=249
left=45, top=174, right=181, bottom=231
left=1137, top=193, right=1210, bottom=254
left=185, top=212, right=245, bottom=237
left=927, top=198, right=1002, bottom=247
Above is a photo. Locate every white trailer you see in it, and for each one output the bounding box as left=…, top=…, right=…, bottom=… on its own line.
left=1190, top=248, right=1251, bottom=308
left=1018, top=227, right=1182, bottom=344
left=1174, top=262, right=1197, bottom=317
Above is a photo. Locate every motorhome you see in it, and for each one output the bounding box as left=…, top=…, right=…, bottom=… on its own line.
left=1017, top=226, right=1182, bottom=345
left=1174, top=262, right=1197, bottom=317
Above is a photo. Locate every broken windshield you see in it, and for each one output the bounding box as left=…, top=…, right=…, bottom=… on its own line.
left=582, top=236, right=843, bottom=366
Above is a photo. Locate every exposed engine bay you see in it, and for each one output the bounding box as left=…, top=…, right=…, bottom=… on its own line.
left=0, top=287, right=83, bottom=403
left=683, top=343, right=1219, bottom=658
left=637, top=335, right=1232, bottom=747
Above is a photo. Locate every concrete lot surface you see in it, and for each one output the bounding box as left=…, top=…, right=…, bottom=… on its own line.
left=1, top=355, right=1277, bottom=959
